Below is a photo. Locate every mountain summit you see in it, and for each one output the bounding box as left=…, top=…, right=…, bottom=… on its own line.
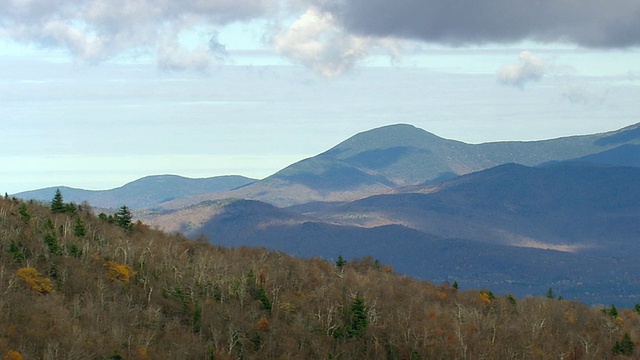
left=162, top=122, right=640, bottom=207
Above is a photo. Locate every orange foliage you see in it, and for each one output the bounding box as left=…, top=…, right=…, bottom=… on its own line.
left=3, top=350, right=24, bottom=360
left=136, top=346, right=149, bottom=360
left=16, top=267, right=53, bottom=294
left=257, top=317, right=270, bottom=332
left=105, top=261, right=136, bottom=283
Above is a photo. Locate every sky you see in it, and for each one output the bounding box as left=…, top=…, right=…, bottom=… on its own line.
left=1, top=0, right=639, bottom=194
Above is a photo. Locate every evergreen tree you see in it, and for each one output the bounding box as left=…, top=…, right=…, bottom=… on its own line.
left=73, top=217, right=86, bottom=237
left=613, top=333, right=635, bottom=355
left=336, top=255, right=347, bottom=269
left=546, top=288, right=555, bottom=300
left=347, top=293, right=368, bottom=338
left=18, top=203, right=30, bottom=222
left=114, top=205, right=133, bottom=230
left=64, top=202, right=78, bottom=215
left=51, top=189, right=65, bottom=213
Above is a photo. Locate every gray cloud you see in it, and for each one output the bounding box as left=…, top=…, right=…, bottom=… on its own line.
left=209, top=32, right=229, bottom=61
left=0, top=0, right=284, bottom=69
left=497, top=51, right=546, bottom=88
left=1, top=0, right=638, bottom=75
left=316, top=0, right=640, bottom=48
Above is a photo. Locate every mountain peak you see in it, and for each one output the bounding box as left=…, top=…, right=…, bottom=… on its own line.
left=324, top=123, right=449, bottom=158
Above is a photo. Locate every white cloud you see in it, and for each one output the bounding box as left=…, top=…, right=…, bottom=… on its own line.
left=0, top=0, right=285, bottom=70
left=157, top=41, right=212, bottom=72
left=271, top=7, right=401, bottom=77
left=497, top=51, right=546, bottom=88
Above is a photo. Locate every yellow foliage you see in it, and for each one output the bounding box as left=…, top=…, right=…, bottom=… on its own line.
left=436, top=291, right=448, bottom=301
left=479, top=292, right=492, bottom=305
left=4, top=350, right=24, bottom=360
left=106, top=261, right=136, bottom=283
left=564, top=310, right=577, bottom=324
left=16, top=267, right=53, bottom=294
left=279, top=302, right=293, bottom=313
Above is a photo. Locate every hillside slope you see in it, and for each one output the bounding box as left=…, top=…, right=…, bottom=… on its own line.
left=178, top=197, right=640, bottom=306
left=4, top=196, right=640, bottom=358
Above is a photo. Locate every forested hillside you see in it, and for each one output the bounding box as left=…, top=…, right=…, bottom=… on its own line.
left=1, top=195, right=639, bottom=359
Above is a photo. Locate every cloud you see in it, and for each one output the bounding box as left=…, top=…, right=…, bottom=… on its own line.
left=208, top=31, right=229, bottom=61
left=0, top=0, right=283, bottom=69
left=271, top=8, right=367, bottom=77
left=1, top=0, right=639, bottom=75
left=316, top=0, right=640, bottom=48
left=497, top=51, right=546, bottom=88
left=157, top=39, right=212, bottom=72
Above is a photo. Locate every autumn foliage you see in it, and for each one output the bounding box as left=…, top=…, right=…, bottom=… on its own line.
left=1, top=195, right=639, bottom=359
left=105, top=260, right=136, bottom=283
left=16, top=267, right=53, bottom=294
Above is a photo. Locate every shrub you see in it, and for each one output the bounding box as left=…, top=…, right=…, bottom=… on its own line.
left=105, top=261, right=136, bottom=284
left=3, top=350, right=23, bottom=360
left=16, top=267, right=53, bottom=294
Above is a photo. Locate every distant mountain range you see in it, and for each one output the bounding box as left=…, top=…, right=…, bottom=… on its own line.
left=14, top=122, right=640, bottom=305
left=148, top=161, right=640, bottom=306
left=16, top=122, right=640, bottom=209
left=14, top=175, right=255, bottom=209
left=159, top=121, right=640, bottom=208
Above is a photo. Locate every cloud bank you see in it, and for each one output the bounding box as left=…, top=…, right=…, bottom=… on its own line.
left=1, top=0, right=639, bottom=75
left=317, top=0, right=640, bottom=48
left=0, top=0, right=283, bottom=68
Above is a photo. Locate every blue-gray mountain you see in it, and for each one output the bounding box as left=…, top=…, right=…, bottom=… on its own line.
left=14, top=175, right=256, bottom=210
left=159, top=122, right=640, bottom=208
left=181, top=162, right=640, bottom=306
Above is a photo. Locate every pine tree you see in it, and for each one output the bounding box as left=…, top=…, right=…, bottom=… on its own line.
left=614, top=333, right=635, bottom=355
left=73, top=217, right=86, bottom=237
left=347, top=293, right=368, bottom=338
left=51, top=189, right=65, bottom=213
left=18, top=203, right=30, bottom=222
left=114, top=205, right=133, bottom=230
left=546, top=288, right=555, bottom=299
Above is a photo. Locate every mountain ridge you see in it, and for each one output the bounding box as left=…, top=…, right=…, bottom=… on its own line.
left=140, top=161, right=640, bottom=305
left=159, top=121, right=640, bottom=207
left=14, top=174, right=256, bottom=210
